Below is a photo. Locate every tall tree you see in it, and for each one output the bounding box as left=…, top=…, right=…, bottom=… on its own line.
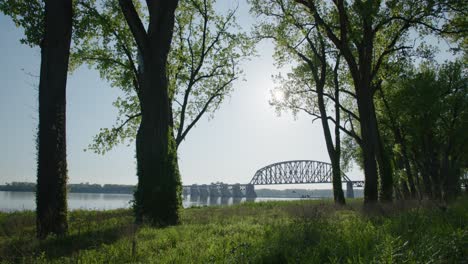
left=270, top=58, right=350, bottom=205
left=376, top=86, right=418, bottom=199
left=36, top=0, right=73, bottom=239
left=0, top=0, right=73, bottom=238
left=252, top=0, right=355, bottom=204
left=118, top=0, right=181, bottom=225
left=71, top=0, right=251, bottom=224
left=73, top=0, right=252, bottom=154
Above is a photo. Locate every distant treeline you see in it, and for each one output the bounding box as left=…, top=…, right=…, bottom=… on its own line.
left=0, top=182, right=135, bottom=194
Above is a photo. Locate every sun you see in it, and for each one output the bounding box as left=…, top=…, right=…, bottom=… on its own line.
left=272, top=89, right=285, bottom=102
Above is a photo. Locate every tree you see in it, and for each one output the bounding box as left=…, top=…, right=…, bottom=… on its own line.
left=371, top=57, right=419, bottom=199
left=36, top=0, right=74, bottom=239
left=271, top=58, right=349, bottom=205
left=70, top=0, right=252, bottom=224
left=251, top=0, right=353, bottom=204
left=0, top=0, right=73, bottom=238
left=376, top=89, right=418, bottom=199
left=380, top=60, right=468, bottom=201
left=116, top=0, right=181, bottom=225
left=291, top=0, right=468, bottom=203
left=74, top=0, right=253, bottom=154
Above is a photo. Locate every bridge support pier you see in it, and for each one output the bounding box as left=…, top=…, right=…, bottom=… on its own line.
left=190, top=184, right=199, bottom=197
left=231, top=184, right=243, bottom=197
left=346, top=182, right=354, bottom=198
left=245, top=184, right=257, bottom=198
left=209, top=184, right=220, bottom=197
left=199, top=184, right=209, bottom=198
left=220, top=184, right=231, bottom=197
left=182, top=187, right=189, bottom=196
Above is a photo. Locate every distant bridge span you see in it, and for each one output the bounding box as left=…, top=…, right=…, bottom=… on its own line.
left=250, top=160, right=364, bottom=187
left=183, top=160, right=363, bottom=199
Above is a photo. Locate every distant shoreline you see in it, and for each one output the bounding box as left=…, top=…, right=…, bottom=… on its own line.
left=0, top=182, right=363, bottom=198
left=0, top=189, right=134, bottom=195
left=0, top=182, right=135, bottom=194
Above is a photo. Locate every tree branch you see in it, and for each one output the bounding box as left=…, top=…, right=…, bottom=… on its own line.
left=294, top=0, right=360, bottom=81
left=328, top=116, right=362, bottom=145
left=77, top=1, right=141, bottom=94
left=110, top=113, right=142, bottom=141
left=176, top=77, right=237, bottom=146
left=118, top=0, right=148, bottom=55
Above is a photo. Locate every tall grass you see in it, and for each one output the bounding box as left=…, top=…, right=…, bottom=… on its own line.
left=0, top=197, right=467, bottom=263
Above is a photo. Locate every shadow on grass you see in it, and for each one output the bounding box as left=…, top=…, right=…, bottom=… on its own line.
left=1, top=223, right=135, bottom=262
left=0, top=210, right=135, bottom=262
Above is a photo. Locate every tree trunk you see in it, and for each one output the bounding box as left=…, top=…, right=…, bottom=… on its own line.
left=134, top=56, right=181, bottom=225
left=342, top=58, right=379, bottom=204
left=126, top=0, right=182, bottom=225
left=316, top=80, right=345, bottom=205
left=419, top=162, right=433, bottom=199
left=36, top=0, right=72, bottom=239
left=442, top=156, right=460, bottom=202
left=397, top=130, right=417, bottom=199
left=399, top=178, right=410, bottom=199
left=333, top=58, right=345, bottom=205
left=331, top=157, right=346, bottom=204
left=347, top=17, right=379, bottom=204
left=372, top=106, right=393, bottom=202
left=428, top=142, right=442, bottom=200
left=355, top=87, right=379, bottom=203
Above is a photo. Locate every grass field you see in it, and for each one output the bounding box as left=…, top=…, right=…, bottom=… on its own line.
left=1, top=197, right=467, bottom=263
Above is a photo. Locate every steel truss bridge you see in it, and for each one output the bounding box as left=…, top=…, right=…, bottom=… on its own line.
left=183, top=160, right=363, bottom=198
left=250, top=160, right=364, bottom=187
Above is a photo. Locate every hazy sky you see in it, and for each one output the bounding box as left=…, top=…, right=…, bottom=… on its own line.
left=0, top=1, right=452, bottom=187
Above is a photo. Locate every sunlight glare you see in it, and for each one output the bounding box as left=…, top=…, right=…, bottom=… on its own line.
left=272, top=89, right=285, bottom=102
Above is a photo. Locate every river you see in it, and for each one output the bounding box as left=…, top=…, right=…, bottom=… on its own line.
left=0, top=191, right=306, bottom=212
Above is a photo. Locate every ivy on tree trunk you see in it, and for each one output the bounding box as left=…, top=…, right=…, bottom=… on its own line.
left=36, top=0, right=72, bottom=239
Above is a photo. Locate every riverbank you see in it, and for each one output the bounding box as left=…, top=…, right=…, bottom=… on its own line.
left=1, top=198, right=467, bottom=263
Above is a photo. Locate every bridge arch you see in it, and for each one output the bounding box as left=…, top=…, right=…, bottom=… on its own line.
left=249, top=160, right=353, bottom=185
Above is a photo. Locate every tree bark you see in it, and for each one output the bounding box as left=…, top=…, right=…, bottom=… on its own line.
left=442, top=153, right=460, bottom=202
left=396, top=129, right=417, bottom=198
left=372, top=104, right=393, bottom=202
left=332, top=57, right=345, bottom=204
left=358, top=15, right=381, bottom=204
left=375, top=131, right=393, bottom=202
left=316, top=79, right=345, bottom=205
left=333, top=79, right=346, bottom=205
left=427, top=138, right=442, bottom=200
left=36, top=0, right=72, bottom=239
left=418, top=159, right=433, bottom=199
left=134, top=55, right=181, bottom=225
left=355, top=84, right=379, bottom=203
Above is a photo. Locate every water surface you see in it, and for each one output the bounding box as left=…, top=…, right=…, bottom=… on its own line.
left=0, top=191, right=305, bottom=212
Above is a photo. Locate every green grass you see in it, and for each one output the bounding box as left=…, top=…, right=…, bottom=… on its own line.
left=1, top=197, right=467, bottom=263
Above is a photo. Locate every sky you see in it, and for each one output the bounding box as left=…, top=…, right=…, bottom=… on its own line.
left=0, top=1, right=453, bottom=188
